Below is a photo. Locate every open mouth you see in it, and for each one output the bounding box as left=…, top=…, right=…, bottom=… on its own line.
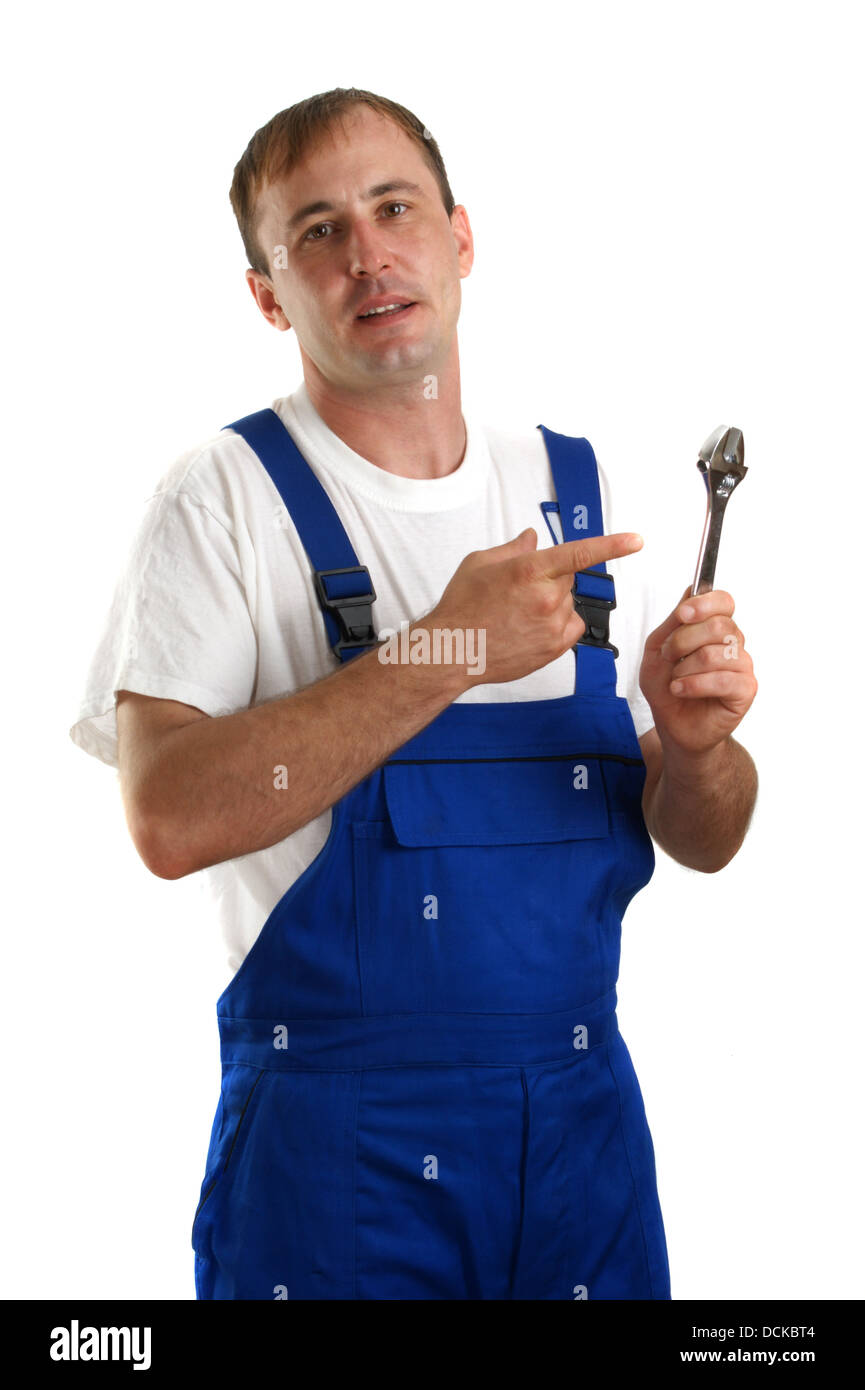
left=356, top=302, right=417, bottom=323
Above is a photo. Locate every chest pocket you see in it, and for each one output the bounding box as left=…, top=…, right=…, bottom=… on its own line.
left=384, top=755, right=609, bottom=846
left=352, top=755, right=629, bottom=1017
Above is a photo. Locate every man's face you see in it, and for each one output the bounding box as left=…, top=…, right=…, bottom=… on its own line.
left=249, top=106, right=473, bottom=392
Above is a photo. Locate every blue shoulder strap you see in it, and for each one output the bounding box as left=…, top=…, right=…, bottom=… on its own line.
left=536, top=424, right=618, bottom=698
left=223, top=408, right=378, bottom=663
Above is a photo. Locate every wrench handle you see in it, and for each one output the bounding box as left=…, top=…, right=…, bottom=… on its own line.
left=691, top=497, right=730, bottom=596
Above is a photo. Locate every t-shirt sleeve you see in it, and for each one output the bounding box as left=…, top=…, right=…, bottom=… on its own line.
left=69, top=488, right=258, bottom=768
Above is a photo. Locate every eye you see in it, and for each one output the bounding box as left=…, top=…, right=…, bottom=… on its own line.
left=302, top=201, right=409, bottom=243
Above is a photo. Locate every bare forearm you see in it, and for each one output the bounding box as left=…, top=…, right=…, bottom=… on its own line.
left=137, top=633, right=468, bottom=878
left=644, top=736, right=758, bottom=873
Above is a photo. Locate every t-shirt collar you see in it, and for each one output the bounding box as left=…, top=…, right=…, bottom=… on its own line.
left=272, top=378, right=490, bottom=514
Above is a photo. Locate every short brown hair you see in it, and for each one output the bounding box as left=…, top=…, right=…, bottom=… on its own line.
left=229, top=88, right=456, bottom=276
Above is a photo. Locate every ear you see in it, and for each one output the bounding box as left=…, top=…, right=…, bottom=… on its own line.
left=450, top=205, right=474, bottom=279
left=245, top=268, right=291, bottom=331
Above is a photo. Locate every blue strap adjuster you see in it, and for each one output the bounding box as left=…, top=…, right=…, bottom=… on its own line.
left=573, top=568, right=618, bottom=658
left=313, top=565, right=378, bottom=657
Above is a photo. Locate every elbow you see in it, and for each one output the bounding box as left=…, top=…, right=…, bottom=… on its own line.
left=697, top=857, right=732, bottom=875
left=689, top=842, right=743, bottom=874
left=126, top=805, right=194, bottom=881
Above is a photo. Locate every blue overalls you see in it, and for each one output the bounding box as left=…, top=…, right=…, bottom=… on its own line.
left=190, top=410, right=671, bottom=1301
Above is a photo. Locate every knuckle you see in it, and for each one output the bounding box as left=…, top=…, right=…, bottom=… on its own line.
left=516, top=556, right=538, bottom=586
left=569, top=541, right=594, bottom=571
left=536, top=584, right=561, bottom=617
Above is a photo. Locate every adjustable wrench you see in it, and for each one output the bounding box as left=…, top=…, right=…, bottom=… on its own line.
left=691, top=425, right=747, bottom=596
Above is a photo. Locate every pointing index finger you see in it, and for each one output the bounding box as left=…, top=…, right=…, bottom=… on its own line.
left=539, top=533, right=644, bottom=579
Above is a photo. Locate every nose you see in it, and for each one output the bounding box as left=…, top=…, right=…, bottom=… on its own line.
left=347, top=218, right=392, bottom=276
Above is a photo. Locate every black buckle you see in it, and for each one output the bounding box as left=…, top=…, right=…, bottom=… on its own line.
left=573, top=569, right=619, bottom=658
left=313, top=565, right=377, bottom=655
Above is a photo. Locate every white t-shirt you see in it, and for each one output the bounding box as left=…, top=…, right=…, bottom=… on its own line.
left=69, top=380, right=657, bottom=983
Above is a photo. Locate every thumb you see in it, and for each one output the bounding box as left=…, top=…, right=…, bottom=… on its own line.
left=483, top=526, right=538, bottom=562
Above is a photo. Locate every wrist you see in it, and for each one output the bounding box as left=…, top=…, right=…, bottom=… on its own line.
left=376, top=617, right=475, bottom=701
left=657, top=733, right=732, bottom=791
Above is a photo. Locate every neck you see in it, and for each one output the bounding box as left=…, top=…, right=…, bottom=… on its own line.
left=301, top=354, right=467, bottom=480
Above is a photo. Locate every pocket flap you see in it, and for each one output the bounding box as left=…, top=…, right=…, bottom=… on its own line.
left=383, top=757, right=610, bottom=846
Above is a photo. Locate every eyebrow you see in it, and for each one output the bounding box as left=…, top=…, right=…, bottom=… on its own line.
left=285, top=180, right=425, bottom=233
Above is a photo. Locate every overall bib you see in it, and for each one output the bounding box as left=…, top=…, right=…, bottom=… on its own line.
left=190, top=411, right=671, bottom=1301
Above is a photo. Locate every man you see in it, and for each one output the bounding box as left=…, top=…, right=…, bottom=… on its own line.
left=70, top=88, right=758, bottom=1300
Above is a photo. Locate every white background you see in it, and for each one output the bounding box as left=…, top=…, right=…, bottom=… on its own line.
left=3, top=0, right=862, bottom=1300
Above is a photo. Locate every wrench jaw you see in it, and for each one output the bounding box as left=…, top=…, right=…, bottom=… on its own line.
left=691, top=425, right=747, bottom=597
